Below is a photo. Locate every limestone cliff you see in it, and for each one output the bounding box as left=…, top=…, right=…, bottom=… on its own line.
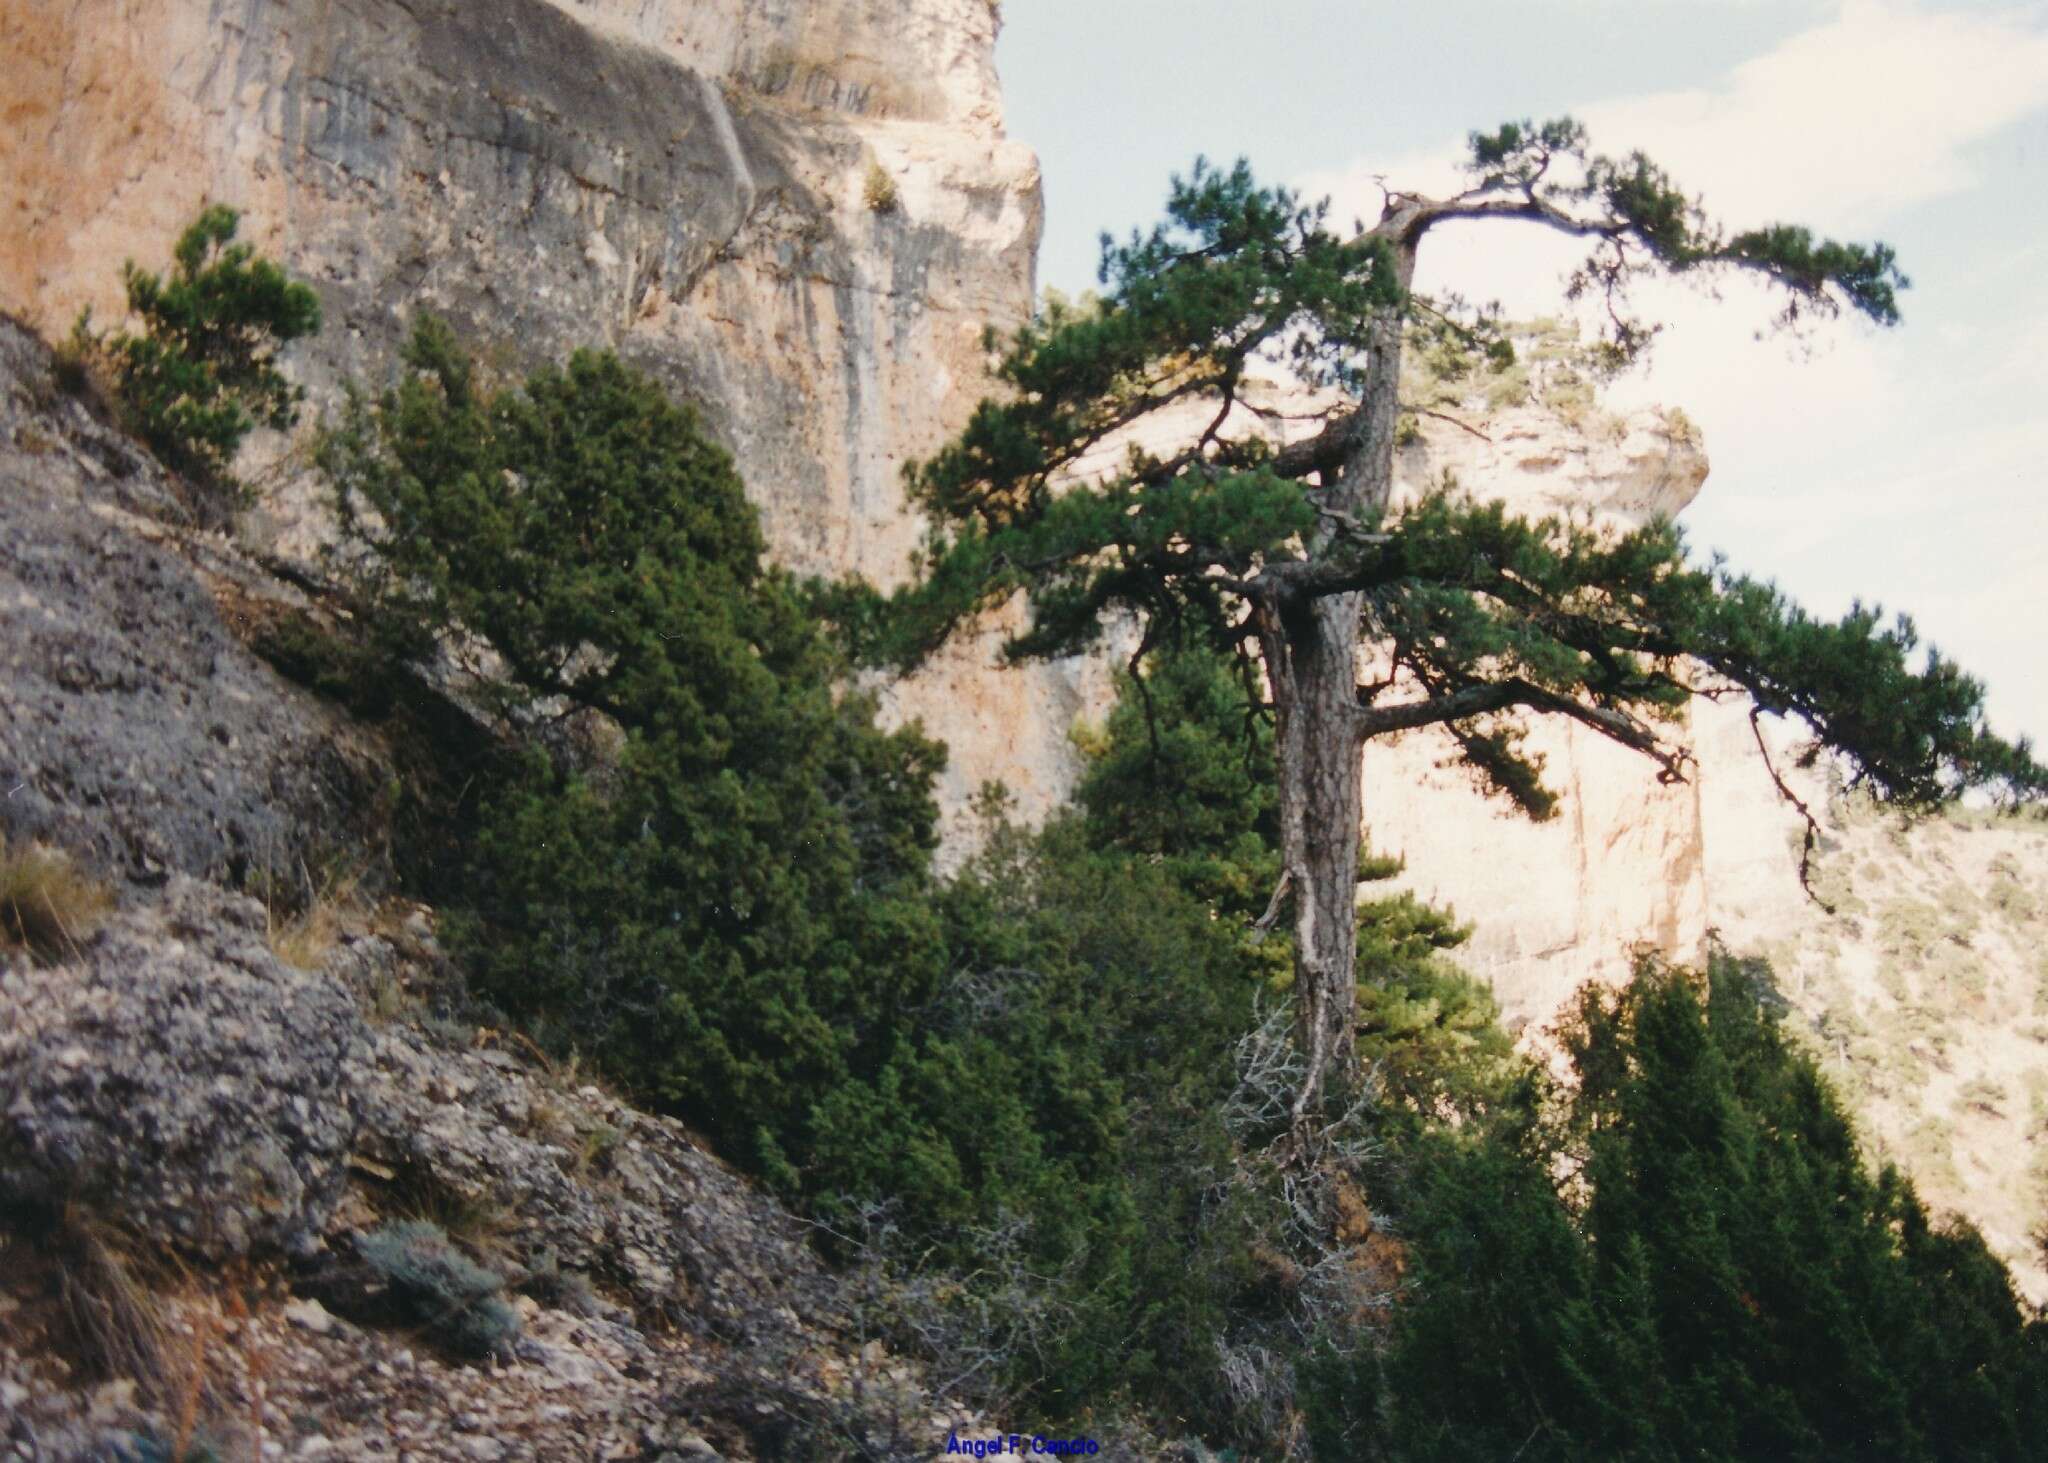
left=1370, top=363, right=1713, bottom=1030
left=1, top=0, right=1102, bottom=840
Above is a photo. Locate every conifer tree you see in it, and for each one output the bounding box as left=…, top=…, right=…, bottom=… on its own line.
left=1375, top=956, right=2048, bottom=1461
left=847, top=119, right=2048, bottom=1119
left=320, top=321, right=949, bottom=1168
left=96, top=204, right=321, bottom=499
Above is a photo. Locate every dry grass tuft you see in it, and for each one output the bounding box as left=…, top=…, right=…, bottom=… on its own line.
left=2, top=1199, right=253, bottom=1460
left=0, top=833, right=113, bottom=959
left=266, top=869, right=363, bottom=971
left=7, top=1203, right=204, bottom=1415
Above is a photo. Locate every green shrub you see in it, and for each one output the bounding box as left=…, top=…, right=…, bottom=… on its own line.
left=324, top=321, right=949, bottom=1172
left=94, top=205, right=320, bottom=507
left=50, top=313, right=104, bottom=403
left=865, top=652, right=1521, bottom=1444
left=1074, top=649, right=1282, bottom=921
left=1352, top=954, right=2048, bottom=1462
left=862, top=160, right=900, bottom=213
left=354, top=1220, right=519, bottom=1359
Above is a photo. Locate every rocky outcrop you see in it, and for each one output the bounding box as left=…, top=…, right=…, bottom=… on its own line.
left=0, top=318, right=388, bottom=890
left=0, top=877, right=367, bottom=1262
left=0, top=900, right=1029, bottom=1461
left=331, top=934, right=827, bottom=1334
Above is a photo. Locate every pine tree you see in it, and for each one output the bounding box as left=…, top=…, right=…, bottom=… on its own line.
left=843, top=119, right=2048, bottom=1118
left=1372, top=956, right=2048, bottom=1462
left=96, top=204, right=321, bottom=501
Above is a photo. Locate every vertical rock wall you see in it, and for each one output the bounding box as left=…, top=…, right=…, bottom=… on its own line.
left=0, top=0, right=1102, bottom=839
left=1368, top=396, right=1713, bottom=1027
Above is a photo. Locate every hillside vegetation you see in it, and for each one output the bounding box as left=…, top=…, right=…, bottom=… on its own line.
left=5, top=210, right=2046, bottom=1462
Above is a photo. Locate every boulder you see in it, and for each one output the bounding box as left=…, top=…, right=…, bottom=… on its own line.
left=0, top=877, right=368, bottom=1260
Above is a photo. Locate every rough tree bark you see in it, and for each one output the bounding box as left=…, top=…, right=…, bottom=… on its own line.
left=1259, top=233, right=1418, bottom=1123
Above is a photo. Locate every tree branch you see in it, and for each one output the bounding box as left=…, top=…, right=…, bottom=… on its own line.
left=1355, top=681, right=1524, bottom=736
left=1414, top=407, right=1492, bottom=443
left=1354, top=676, right=1688, bottom=785
left=1269, top=415, right=1358, bottom=480
left=1749, top=705, right=1837, bottom=915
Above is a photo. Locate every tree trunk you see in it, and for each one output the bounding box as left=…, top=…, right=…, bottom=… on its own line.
left=1268, top=234, right=1415, bottom=1124
left=1264, top=588, right=1368, bottom=1122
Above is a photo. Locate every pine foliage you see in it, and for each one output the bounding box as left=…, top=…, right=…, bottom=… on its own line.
left=95, top=205, right=321, bottom=498
left=835, top=130, right=2041, bottom=818
left=1370, top=956, right=2048, bottom=1462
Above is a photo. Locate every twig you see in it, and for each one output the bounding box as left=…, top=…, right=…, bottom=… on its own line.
left=1749, top=706, right=1836, bottom=914
left=1250, top=869, right=1293, bottom=941
left=1413, top=407, right=1492, bottom=443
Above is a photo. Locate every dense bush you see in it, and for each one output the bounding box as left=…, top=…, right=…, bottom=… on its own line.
left=90, top=205, right=320, bottom=505
left=324, top=322, right=947, bottom=1174
left=816, top=801, right=1264, bottom=1400
left=824, top=651, right=1520, bottom=1441
left=1355, top=954, right=2048, bottom=1462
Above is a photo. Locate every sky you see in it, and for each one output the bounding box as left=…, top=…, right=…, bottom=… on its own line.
left=996, top=0, right=2048, bottom=745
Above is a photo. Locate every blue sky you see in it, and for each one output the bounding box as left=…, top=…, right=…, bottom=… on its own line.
left=998, top=1, right=2048, bottom=744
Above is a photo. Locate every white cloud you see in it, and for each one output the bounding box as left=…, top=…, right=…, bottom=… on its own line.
left=1582, top=0, right=2048, bottom=224
left=1310, top=1, right=2048, bottom=234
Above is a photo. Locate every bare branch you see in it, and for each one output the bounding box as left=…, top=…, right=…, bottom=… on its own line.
left=1310, top=501, right=1392, bottom=542
left=1355, top=682, right=1524, bottom=737
left=1749, top=705, right=1837, bottom=915
left=1269, top=415, right=1358, bottom=480
left=1354, top=676, right=1689, bottom=786
left=1249, top=868, right=1294, bottom=942
left=1413, top=407, right=1492, bottom=444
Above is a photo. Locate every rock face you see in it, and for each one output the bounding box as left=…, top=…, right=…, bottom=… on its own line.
left=0, top=318, right=388, bottom=889
left=330, top=935, right=826, bottom=1334
left=0, top=877, right=367, bottom=1261
left=1369, top=385, right=1713, bottom=1028
left=0, top=0, right=1093, bottom=840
